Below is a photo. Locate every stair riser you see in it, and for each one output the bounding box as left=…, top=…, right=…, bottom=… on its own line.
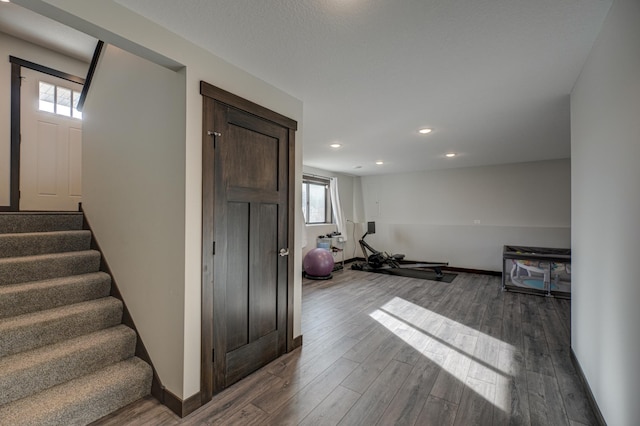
left=0, top=298, right=123, bottom=358
left=0, top=326, right=137, bottom=406
left=0, top=213, right=83, bottom=234
left=0, top=273, right=112, bottom=319
left=0, top=251, right=101, bottom=286
left=0, top=212, right=153, bottom=425
left=0, top=231, right=92, bottom=258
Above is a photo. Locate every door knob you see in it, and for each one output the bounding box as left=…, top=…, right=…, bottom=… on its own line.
left=279, top=248, right=289, bottom=257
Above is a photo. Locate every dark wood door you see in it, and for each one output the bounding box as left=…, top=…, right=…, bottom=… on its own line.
left=201, top=84, right=296, bottom=399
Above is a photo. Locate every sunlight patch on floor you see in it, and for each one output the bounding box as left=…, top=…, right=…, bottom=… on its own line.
left=370, top=296, right=516, bottom=413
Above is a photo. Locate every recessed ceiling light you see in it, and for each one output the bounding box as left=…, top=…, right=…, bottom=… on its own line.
left=445, top=153, right=456, bottom=158
left=330, top=143, right=342, bottom=148
left=376, top=161, right=384, bottom=165
left=419, top=128, right=433, bottom=134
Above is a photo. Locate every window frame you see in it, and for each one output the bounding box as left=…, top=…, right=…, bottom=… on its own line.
left=302, top=175, right=333, bottom=225
left=38, top=80, right=83, bottom=120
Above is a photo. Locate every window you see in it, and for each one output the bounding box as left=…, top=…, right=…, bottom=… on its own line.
left=302, top=175, right=332, bottom=224
left=38, top=81, right=82, bottom=119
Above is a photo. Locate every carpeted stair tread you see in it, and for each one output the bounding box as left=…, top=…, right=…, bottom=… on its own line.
left=0, top=250, right=101, bottom=286
left=0, top=357, right=152, bottom=426
left=0, top=325, right=137, bottom=406
left=0, top=212, right=83, bottom=234
left=0, top=272, right=111, bottom=319
left=0, top=212, right=153, bottom=424
left=0, top=297, right=123, bottom=358
left=0, top=230, right=92, bottom=258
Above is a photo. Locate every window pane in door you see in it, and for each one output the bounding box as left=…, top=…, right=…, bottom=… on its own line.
left=38, top=82, right=55, bottom=113
left=72, top=91, right=83, bottom=119
left=56, top=86, right=72, bottom=117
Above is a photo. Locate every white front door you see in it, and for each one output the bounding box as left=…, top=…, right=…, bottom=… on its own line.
left=20, top=68, right=83, bottom=211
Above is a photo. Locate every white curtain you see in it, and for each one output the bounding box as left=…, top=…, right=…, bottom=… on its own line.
left=300, top=207, right=308, bottom=248
left=330, top=177, right=348, bottom=241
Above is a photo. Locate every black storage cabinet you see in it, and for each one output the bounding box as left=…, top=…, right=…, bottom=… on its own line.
left=502, top=245, right=571, bottom=298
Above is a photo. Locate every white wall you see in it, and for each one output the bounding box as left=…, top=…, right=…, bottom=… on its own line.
left=0, top=31, right=88, bottom=206
left=82, top=44, right=186, bottom=398
left=360, top=159, right=571, bottom=271
left=571, top=0, right=640, bottom=424
left=16, top=0, right=304, bottom=400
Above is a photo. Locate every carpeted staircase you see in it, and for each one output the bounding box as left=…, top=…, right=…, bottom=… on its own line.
left=0, top=212, right=152, bottom=425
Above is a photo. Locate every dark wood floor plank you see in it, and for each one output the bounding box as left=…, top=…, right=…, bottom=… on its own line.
left=549, top=345, right=576, bottom=378
left=338, top=359, right=412, bottom=426
left=390, top=298, right=447, bottom=366
left=392, top=324, right=432, bottom=366
left=90, top=270, right=597, bottom=426
left=402, top=280, right=436, bottom=306
left=264, top=348, right=302, bottom=377
left=570, top=420, right=591, bottom=426
left=521, top=296, right=555, bottom=377
left=430, top=333, right=478, bottom=404
left=555, top=372, right=598, bottom=426
left=538, top=297, right=570, bottom=350
left=296, top=333, right=359, bottom=370
left=421, top=280, right=455, bottom=311
left=252, top=335, right=359, bottom=414
left=264, top=357, right=359, bottom=425
left=467, top=333, right=501, bottom=385
left=527, top=370, right=570, bottom=426
left=520, top=296, right=547, bottom=343
left=461, top=301, right=488, bottom=337
left=423, top=318, right=460, bottom=358
left=393, top=335, right=429, bottom=366
left=493, top=347, right=531, bottom=426
left=376, top=357, right=441, bottom=426
left=342, top=326, right=392, bottom=363
left=211, top=403, right=269, bottom=426
left=89, top=395, right=180, bottom=426
left=184, top=370, right=283, bottom=424
left=436, top=285, right=467, bottom=320
left=452, top=376, right=495, bottom=426
left=415, top=395, right=458, bottom=426
left=502, top=292, right=524, bottom=349
left=551, top=297, right=572, bottom=337
left=478, top=279, right=504, bottom=339
left=523, top=343, right=555, bottom=378
left=298, top=385, right=361, bottom=426
left=341, top=332, right=405, bottom=394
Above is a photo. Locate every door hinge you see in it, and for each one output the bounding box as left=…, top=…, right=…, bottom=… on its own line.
left=207, top=131, right=221, bottom=148
left=212, top=348, right=215, bottom=363
left=212, top=241, right=215, bottom=255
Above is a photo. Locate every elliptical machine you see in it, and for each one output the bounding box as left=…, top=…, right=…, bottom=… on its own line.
left=351, top=221, right=448, bottom=278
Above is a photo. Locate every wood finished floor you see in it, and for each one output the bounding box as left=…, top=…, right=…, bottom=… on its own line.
left=92, top=270, right=596, bottom=425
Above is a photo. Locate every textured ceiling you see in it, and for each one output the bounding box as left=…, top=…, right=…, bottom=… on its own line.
left=7, top=0, right=612, bottom=176
left=0, top=2, right=96, bottom=63
left=113, top=0, right=611, bottom=176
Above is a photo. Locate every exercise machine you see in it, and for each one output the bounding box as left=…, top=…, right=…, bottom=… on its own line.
left=351, top=221, right=448, bottom=278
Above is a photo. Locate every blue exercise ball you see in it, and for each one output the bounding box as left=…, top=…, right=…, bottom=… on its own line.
left=303, top=248, right=334, bottom=279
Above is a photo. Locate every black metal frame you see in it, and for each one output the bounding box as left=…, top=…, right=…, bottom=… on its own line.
left=352, top=221, right=448, bottom=277
left=502, top=245, right=572, bottom=298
